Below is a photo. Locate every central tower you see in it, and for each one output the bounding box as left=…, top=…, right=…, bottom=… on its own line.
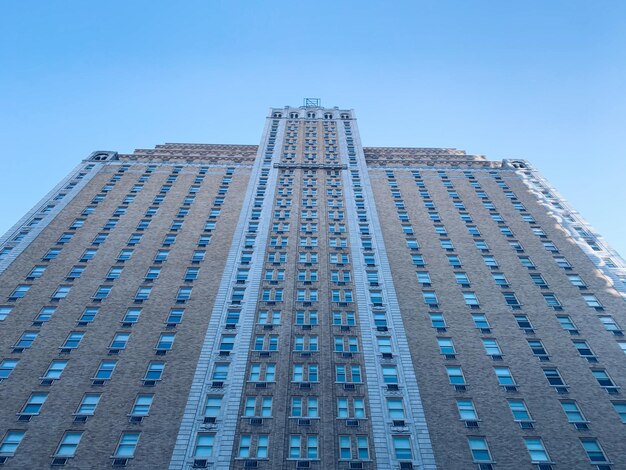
left=169, top=106, right=436, bottom=470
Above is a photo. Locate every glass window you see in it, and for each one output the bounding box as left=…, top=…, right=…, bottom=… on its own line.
left=0, top=431, right=26, bottom=455
left=524, top=438, right=550, bottom=463
left=468, top=437, right=492, bottom=462
left=114, top=432, right=140, bottom=458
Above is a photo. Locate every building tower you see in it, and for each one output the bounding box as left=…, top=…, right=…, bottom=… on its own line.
left=0, top=103, right=625, bottom=469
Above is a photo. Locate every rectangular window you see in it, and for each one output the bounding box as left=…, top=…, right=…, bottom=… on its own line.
left=0, top=359, right=19, bottom=379
left=130, top=394, right=154, bottom=416
left=54, top=431, right=83, bottom=457
left=76, top=393, right=101, bottom=415
left=21, top=392, right=48, bottom=414
left=114, top=432, right=140, bottom=458
left=468, top=437, right=492, bottom=462
left=524, top=438, right=551, bottom=463
left=0, top=431, right=25, bottom=455
left=93, top=361, right=117, bottom=380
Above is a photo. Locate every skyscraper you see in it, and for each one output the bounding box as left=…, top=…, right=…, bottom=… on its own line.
left=0, top=102, right=625, bottom=470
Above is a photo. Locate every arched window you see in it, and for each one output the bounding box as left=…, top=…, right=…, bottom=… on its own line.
left=272, top=112, right=282, bottom=118
left=290, top=112, right=299, bottom=119
left=324, top=113, right=333, bottom=119
left=307, top=112, right=315, bottom=119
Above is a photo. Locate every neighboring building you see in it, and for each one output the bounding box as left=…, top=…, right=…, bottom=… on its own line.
left=0, top=103, right=625, bottom=470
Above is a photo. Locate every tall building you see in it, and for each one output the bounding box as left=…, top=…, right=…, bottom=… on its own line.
left=0, top=102, right=625, bottom=470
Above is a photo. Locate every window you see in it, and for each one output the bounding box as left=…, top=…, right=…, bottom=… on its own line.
left=134, top=287, right=152, bottom=301
left=463, top=292, right=479, bottom=307
left=15, top=331, right=38, bottom=349
left=26, top=265, right=46, bottom=279
left=43, top=249, right=61, bottom=261
left=0, top=359, right=19, bottom=379
left=472, top=313, right=490, bottom=331
left=145, top=267, right=161, bottom=280
left=557, top=315, right=579, bottom=334
left=392, top=436, right=412, bottom=460
left=483, top=256, right=498, bottom=267
left=422, top=291, right=438, bottom=306
left=503, top=292, right=521, bottom=307
left=544, top=368, right=567, bottom=389
left=291, top=396, right=318, bottom=418
left=447, top=255, right=462, bottom=267
left=519, top=256, right=535, bottom=268
left=561, top=401, right=587, bottom=425
left=494, top=367, right=515, bottom=386
left=194, top=433, right=215, bottom=459
left=580, top=439, right=609, bottom=463
left=51, top=285, right=71, bottom=300
left=457, top=399, right=478, bottom=420
left=76, top=393, right=101, bottom=415
left=0, top=431, right=25, bottom=455
left=446, top=366, right=466, bottom=385
left=117, top=249, right=133, bottom=261
left=467, top=437, right=492, bottom=462
left=554, top=256, right=572, bottom=269
left=123, top=308, right=141, bottom=324
left=611, top=402, right=626, bottom=423
left=572, top=340, right=595, bottom=361
left=382, top=365, right=399, bottom=384
left=0, top=306, right=13, bottom=321
left=8, top=284, right=31, bottom=300
left=93, top=285, right=112, bottom=299
left=491, top=272, right=508, bottom=286
left=437, top=338, right=456, bottom=356
left=176, top=287, right=192, bottom=302
left=582, top=294, right=602, bottom=308
left=543, top=293, right=561, bottom=309
left=451, top=272, right=469, bottom=287
left=106, top=267, right=123, bottom=280
left=528, top=340, right=549, bottom=359
left=93, top=361, right=117, bottom=380
left=55, top=431, right=83, bottom=457
left=567, top=274, right=586, bottom=288
left=523, top=438, right=551, bottom=463
left=530, top=273, right=548, bottom=288
left=508, top=400, right=532, bottom=423
left=599, top=316, right=622, bottom=334
left=155, top=250, right=170, bottom=262
left=145, top=361, right=165, bottom=381
left=592, top=369, right=618, bottom=391
left=130, top=394, right=154, bottom=416
left=43, top=360, right=68, bottom=380
left=482, top=339, right=502, bottom=358
left=114, top=432, right=140, bottom=458
left=64, top=265, right=85, bottom=280
left=80, top=249, right=97, bottom=262
left=21, top=392, right=48, bottom=414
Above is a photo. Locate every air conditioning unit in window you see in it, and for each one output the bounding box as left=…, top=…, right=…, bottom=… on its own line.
left=112, top=458, right=128, bottom=467
left=211, top=381, right=224, bottom=388
left=343, top=383, right=355, bottom=391
left=454, top=385, right=467, bottom=392
left=129, top=416, right=143, bottom=423
left=92, top=379, right=105, bottom=386
left=399, top=463, right=413, bottom=469
left=465, top=420, right=479, bottom=428
left=298, top=418, right=310, bottom=426
left=51, top=457, right=68, bottom=466
left=519, top=421, right=534, bottom=429
left=244, top=461, right=258, bottom=468
left=255, top=382, right=267, bottom=389
left=387, top=384, right=399, bottom=391
left=349, top=462, right=363, bottom=469
left=203, top=416, right=216, bottom=424
left=40, top=378, right=54, bottom=386
left=250, top=418, right=263, bottom=426
left=192, top=459, right=208, bottom=468
left=299, top=382, right=311, bottom=390
left=296, top=461, right=310, bottom=469
left=346, top=419, right=359, bottom=427
left=504, top=385, right=518, bottom=392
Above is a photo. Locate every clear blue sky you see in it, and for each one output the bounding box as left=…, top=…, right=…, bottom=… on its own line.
left=1, top=1, right=625, bottom=256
